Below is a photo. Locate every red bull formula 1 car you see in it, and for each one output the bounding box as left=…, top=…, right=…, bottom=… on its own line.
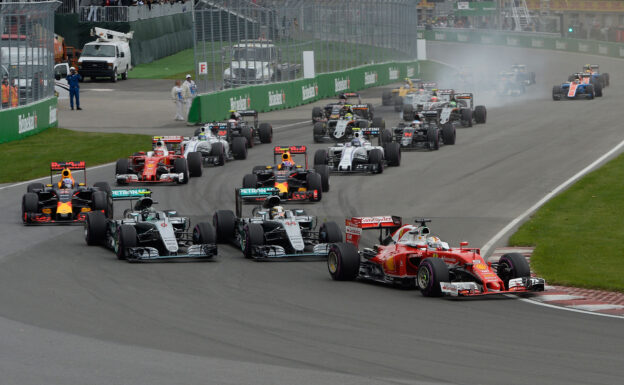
left=326, top=216, right=545, bottom=297
left=22, top=161, right=112, bottom=225
left=115, top=136, right=202, bottom=185
left=242, top=146, right=329, bottom=202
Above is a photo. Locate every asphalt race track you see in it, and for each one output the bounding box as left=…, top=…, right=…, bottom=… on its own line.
left=1, top=42, right=623, bottom=385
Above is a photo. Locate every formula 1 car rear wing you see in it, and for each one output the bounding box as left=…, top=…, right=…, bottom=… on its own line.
left=236, top=110, right=258, bottom=116
left=454, top=93, right=474, bottom=108
left=50, top=161, right=87, bottom=184
left=345, top=216, right=402, bottom=247
left=152, top=136, right=184, bottom=152
left=235, top=187, right=280, bottom=217
left=273, top=145, right=308, bottom=168
left=110, top=188, right=152, bottom=200
left=421, top=81, right=437, bottom=89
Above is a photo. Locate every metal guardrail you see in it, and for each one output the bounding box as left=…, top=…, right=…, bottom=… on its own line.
left=78, top=3, right=190, bottom=23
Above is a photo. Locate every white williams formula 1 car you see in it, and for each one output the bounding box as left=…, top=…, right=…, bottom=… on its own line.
left=313, top=131, right=401, bottom=174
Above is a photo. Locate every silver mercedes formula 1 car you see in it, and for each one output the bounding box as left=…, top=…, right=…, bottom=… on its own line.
left=84, top=188, right=217, bottom=262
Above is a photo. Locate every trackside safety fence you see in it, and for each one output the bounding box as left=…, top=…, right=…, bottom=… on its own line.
left=187, top=60, right=449, bottom=124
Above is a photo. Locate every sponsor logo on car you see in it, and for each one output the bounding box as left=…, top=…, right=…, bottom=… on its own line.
left=364, top=71, right=377, bottom=85
left=18, top=112, right=37, bottom=134
left=268, top=90, right=286, bottom=107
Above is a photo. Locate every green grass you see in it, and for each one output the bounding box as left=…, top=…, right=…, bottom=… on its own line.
left=129, top=40, right=410, bottom=80
left=509, top=153, right=624, bottom=292
left=0, top=127, right=152, bottom=183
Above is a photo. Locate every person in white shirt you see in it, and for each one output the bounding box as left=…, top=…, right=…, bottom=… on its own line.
left=171, top=80, right=186, bottom=121
left=182, top=74, right=197, bottom=118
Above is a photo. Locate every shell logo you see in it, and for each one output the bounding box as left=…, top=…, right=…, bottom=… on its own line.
left=384, top=256, right=396, bottom=271
left=475, top=263, right=487, bottom=270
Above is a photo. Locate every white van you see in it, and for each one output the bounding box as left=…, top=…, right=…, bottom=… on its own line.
left=77, top=27, right=133, bottom=82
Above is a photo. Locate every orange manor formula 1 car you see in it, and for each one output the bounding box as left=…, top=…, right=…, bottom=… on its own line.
left=115, top=137, right=202, bottom=185
left=327, top=217, right=545, bottom=297
left=22, top=161, right=113, bottom=225
left=242, top=146, right=330, bottom=202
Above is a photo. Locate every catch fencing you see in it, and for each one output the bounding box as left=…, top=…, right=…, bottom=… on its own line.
left=193, top=0, right=419, bottom=93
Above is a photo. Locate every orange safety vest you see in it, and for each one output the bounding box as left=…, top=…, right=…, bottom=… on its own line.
left=10, top=86, right=18, bottom=107
left=1, top=84, right=9, bottom=104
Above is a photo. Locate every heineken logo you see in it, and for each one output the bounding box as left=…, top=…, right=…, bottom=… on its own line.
left=481, top=36, right=493, bottom=44
left=18, top=112, right=37, bottom=134
left=598, top=45, right=607, bottom=55
left=457, top=34, right=468, bottom=42
left=531, top=39, right=544, bottom=48
left=301, top=84, right=317, bottom=101
left=388, top=68, right=399, bottom=80
left=555, top=40, right=567, bottom=50
left=49, top=106, right=57, bottom=125
left=364, top=71, right=377, bottom=85
left=230, top=95, right=250, bottom=111
left=334, top=77, right=349, bottom=92
left=578, top=43, right=589, bottom=52
left=506, top=37, right=518, bottom=46
left=406, top=67, right=415, bottom=77
left=268, top=90, right=285, bottom=107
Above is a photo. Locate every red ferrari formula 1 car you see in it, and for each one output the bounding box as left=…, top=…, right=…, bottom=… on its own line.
left=21, top=161, right=112, bottom=225
left=327, top=217, right=545, bottom=297
left=115, top=136, right=202, bottom=185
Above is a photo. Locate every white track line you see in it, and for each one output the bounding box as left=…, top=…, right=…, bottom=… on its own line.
left=481, top=138, right=624, bottom=256
left=518, top=298, right=624, bottom=320
left=273, top=120, right=309, bottom=131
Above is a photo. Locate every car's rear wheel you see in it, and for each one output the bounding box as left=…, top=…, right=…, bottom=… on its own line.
left=384, top=142, right=401, bottom=166
left=314, top=149, right=328, bottom=165
left=85, top=211, right=107, bottom=246
left=327, top=243, right=360, bottom=281
left=242, top=173, right=258, bottom=188
left=313, top=122, right=325, bottom=143
left=231, top=137, right=247, bottom=160
left=381, top=90, right=392, bottom=105
left=393, top=96, right=403, bottom=112
left=314, top=164, right=330, bottom=192
left=496, top=253, right=531, bottom=290
left=240, top=127, right=253, bottom=148
left=417, top=257, right=449, bottom=297
left=193, top=222, right=216, bottom=245
left=461, top=108, right=473, bottom=127
left=22, top=193, right=39, bottom=223
left=372, top=116, right=385, bottom=130
left=116, top=225, right=137, bottom=260
left=427, top=127, right=439, bottom=151
left=187, top=152, right=203, bottom=177
left=368, top=148, right=384, bottom=174
left=380, top=128, right=393, bottom=146
left=213, top=210, right=236, bottom=243
left=211, top=142, right=226, bottom=166
left=311, top=106, right=323, bottom=123
left=442, top=123, right=456, bottom=145
left=258, top=122, right=273, bottom=143
left=473, top=105, right=487, bottom=124
left=116, top=158, right=130, bottom=175
left=552, top=85, right=562, bottom=100
left=402, top=104, right=414, bottom=121
left=306, top=172, right=323, bottom=202
left=92, top=191, right=108, bottom=216
left=320, top=221, right=342, bottom=243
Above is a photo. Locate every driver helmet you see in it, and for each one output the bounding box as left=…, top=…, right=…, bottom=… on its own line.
left=338, top=93, right=347, bottom=104
left=430, top=96, right=438, bottom=102
left=427, top=236, right=442, bottom=249
left=69, top=66, right=76, bottom=73
left=344, top=113, right=353, bottom=120
left=270, top=206, right=285, bottom=219
left=449, top=100, right=457, bottom=107
left=141, top=208, right=157, bottom=221
left=198, top=132, right=207, bottom=141
left=418, top=88, right=425, bottom=95
left=61, top=177, right=74, bottom=188
left=229, top=109, right=239, bottom=120
left=410, top=119, right=421, bottom=128
left=351, top=138, right=361, bottom=146
left=153, top=147, right=166, bottom=156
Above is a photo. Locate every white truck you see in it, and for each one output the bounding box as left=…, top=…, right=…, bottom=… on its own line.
left=77, top=27, right=132, bottom=83
left=222, top=39, right=300, bottom=88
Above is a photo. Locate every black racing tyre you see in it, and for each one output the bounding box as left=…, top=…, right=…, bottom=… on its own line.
left=497, top=253, right=531, bottom=290
left=319, top=221, right=342, bottom=243
left=312, top=106, right=323, bottom=122
left=93, top=181, right=112, bottom=196
left=368, top=148, right=384, bottom=174
left=384, top=142, right=401, bottom=166
left=552, top=85, right=562, bottom=101
left=193, top=222, right=216, bottom=245
left=22, top=193, right=39, bottom=222
left=586, top=84, right=595, bottom=99
left=240, top=126, right=253, bottom=148
left=92, top=191, right=108, bottom=213
left=187, top=151, right=203, bottom=177
left=473, top=105, right=487, bottom=124
left=211, top=142, right=226, bottom=166
left=313, top=122, right=325, bottom=143
left=314, top=149, right=328, bottom=165
left=116, top=224, right=137, bottom=260
left=461, top=108, right=473, bottom=127
left=594, top=81, right=603, bottom=97
left=243, top=223, right=264, bottom=258
left=85, top=211, right=107, bottom=246
left=231, top=137, right=247, bottom=160
left=174, top=158, right=189, bottom=184
left=427, top=127, right=440, bottom=151
left=314, top=164, right=330, bottom=192
left=357, top=120, right=369, bottom=129
left=258, top=122, right=273, bottom=143
left=442, top=123, right=456, bottom=145
left=93, top=186, right=113, bottom=219
left=242, top=173, right=258, bottom=188
left=306, top=172, right=323, bottom=202
left=381, top=90, right=392, bottom=105
left=252, top=165, right=267, bottom=173
left=115, top=158, right=130, bottom=175
left=213, top=209, right=236, bottom=243
left=393, top=96, right=403, bottom=112
left=380, top=128, right=393, bottom=145
left=603, top=73, right=610, bottom=87
left=402, top=104, right=414, bottom=121
left=372, top=116, right=385, bottom=130
left=417, top=257, right=450, bottom=297
left=366, top=103, right=374, bottom=119
left=327, top=243, right=360, bottom=281
left=27, top=182, right=44, bottom=193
